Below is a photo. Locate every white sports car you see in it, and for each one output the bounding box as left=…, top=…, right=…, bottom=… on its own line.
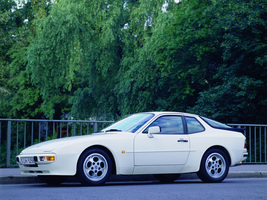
left=16, top=112, right=248, bottom=185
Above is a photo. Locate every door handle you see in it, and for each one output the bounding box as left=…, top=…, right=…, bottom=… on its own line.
left=178, top=139, right=188, bottom=142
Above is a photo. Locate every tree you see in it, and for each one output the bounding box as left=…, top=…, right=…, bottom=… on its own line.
left=0, top=0, right=51, bottom=118
left=190, top=0, right=267, bottom=123
left=27, top=0, right=125, bottom=119
left=1, top=0, right=266, bottom=123
left=150, top=0, right=266, bottom=123
left=115, top=0, right=174, bottom=115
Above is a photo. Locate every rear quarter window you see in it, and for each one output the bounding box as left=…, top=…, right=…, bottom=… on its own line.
left=200, top=116, right=231, bottom=129
left=185, top=117, right=205, bottom=133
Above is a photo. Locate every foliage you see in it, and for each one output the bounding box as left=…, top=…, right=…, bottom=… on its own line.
left=152, top=0, right=266, bottom=123
left=0, top=0, right=52, bottom=118
left=1, top=0, right=266, bottom=123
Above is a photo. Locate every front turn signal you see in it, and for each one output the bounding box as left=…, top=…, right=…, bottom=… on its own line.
left=46, top=156, right=55, bottom=161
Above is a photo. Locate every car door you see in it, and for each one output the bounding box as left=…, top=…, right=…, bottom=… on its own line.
left=133, top=115, right=190, bottom=174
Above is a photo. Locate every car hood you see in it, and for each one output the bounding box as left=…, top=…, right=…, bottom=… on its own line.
left=19, top=131, right=126, bottom=154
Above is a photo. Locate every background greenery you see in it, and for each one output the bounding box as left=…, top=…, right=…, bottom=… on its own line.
left=1, top=0, right=266, bottom=123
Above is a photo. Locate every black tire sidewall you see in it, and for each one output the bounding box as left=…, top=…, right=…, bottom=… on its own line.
left=77, top=148, right=112, bottom=185
left=197, top=148, right=229, bottom=183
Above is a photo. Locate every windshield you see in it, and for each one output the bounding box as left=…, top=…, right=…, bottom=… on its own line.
left=201, top=116, right=231, bottom=129
left=102, top=113, right=155, bottom=133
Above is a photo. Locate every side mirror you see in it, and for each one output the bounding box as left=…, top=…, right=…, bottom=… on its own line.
left=148, top=126, right=160, bottom=138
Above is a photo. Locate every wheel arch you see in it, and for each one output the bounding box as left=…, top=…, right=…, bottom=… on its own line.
left=77, top=145, right=117, bottom=175
left=197, top=145, right=231, bottom=183
left=203, top=145, right=231, bottom=165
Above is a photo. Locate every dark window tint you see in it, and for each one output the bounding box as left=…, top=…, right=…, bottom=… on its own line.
left=201, top=116, right=231, bottom=129
left=186, top=117, right=205, bottom=133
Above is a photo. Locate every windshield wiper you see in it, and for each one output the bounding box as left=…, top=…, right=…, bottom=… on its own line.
left=103, top=129, right=122, bottom=132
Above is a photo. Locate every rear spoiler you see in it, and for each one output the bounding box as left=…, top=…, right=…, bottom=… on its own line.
left=217, top=127, right=245, bottom=133
left=229, top=127, right=245, bottom=133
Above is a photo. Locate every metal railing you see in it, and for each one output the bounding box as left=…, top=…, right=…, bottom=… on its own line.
left=228, top=124, right=267, bottom=164
left=0, top=119, right=266, bottom=167
left=0, top=119, right=114, bottom=167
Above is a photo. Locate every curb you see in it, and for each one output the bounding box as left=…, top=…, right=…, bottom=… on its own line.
left=1, top=172, right=267, bottom=184
left=227, top=171, right=267, bottom=178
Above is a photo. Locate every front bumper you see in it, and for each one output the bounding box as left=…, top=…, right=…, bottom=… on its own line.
left=16, top=153, right=78, bottom=176
left=16, top=154, right=56, bottom=175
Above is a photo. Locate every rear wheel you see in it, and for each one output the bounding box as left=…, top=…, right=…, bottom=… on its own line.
left=77, top=148, right=112, bottom=185
left=197, top=148, right=229, bottom=183
left=154, top=174, right=180, bottom=183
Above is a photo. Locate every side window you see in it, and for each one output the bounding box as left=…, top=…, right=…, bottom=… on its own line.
left=144, top=116, right=184, bottom=134
left=186, top=117, right=205, bottom=133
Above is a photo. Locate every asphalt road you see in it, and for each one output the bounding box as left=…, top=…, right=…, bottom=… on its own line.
left=1, top=178, right=267, bottom=200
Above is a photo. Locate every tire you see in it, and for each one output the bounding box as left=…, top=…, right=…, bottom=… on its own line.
left=154, top=174, right=180, bottom=183
left=197, top=148, right=229, bottom=183
left=77, top=148, right=112, bottom=186
left=38, top=176, right=67, bottom=185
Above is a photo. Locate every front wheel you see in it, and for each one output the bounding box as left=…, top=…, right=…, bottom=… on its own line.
left=197, top=149, right=229, bottom=183
left=77, top=148, right=112, bottom=185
